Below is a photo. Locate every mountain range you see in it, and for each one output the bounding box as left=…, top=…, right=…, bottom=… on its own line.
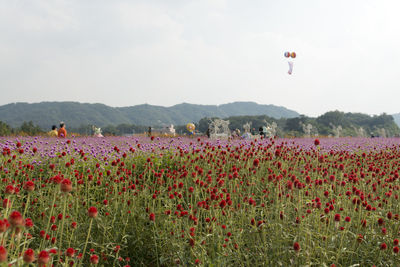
left=0, top=101, right=299, bottom=130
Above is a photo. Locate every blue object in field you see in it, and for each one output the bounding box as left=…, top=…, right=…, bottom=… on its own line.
left=242, top=132, right=252, bottom=139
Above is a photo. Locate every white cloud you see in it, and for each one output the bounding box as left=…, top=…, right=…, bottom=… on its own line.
left=0, top=0, right=78, bottom=32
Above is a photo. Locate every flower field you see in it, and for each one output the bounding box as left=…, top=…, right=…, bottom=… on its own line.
left=1, top=136, right=400, bottom=266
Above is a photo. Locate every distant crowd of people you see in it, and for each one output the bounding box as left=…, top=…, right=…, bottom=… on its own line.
left=48, top=122, right=67, bottom=138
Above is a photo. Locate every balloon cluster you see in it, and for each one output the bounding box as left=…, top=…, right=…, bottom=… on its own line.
left=284, top=52, right=296, bottom=58
left=284, top=51, right=296, bottom=75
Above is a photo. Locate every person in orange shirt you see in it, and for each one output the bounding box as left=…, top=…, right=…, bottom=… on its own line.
left=58, top=122, right=67, bottom=138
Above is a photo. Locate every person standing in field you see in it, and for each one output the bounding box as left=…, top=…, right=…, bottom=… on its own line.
left=58, top=122, right=67, bottom=138
left=48, top=125, right=58, bottom=137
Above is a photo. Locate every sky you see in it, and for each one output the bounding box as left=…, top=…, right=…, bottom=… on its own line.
left=1, top=0, right=400, bottom=117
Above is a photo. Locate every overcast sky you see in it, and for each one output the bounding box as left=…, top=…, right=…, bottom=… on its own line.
left=1, top=0, right=400, bottom=117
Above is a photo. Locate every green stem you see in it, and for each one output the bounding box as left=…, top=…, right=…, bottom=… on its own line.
left=40, top=190, right=57, bottom=250
left=79, top=218, right=93, bottom=267
left=58, top=195, right=68, bottom=262
left=153, top=222, right=160, bottom=267
left=22, top=194, right=30, bottom=218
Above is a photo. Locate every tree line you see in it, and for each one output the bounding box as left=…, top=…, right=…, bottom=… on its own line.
left=1, top=111, right=399, bottom=137
left=197, top=111, right=400, bottom=137
left=0, top=121, right=43, bottom=136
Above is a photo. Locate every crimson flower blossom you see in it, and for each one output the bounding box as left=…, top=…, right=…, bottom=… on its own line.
left=88, top=207, right=98, bottom=218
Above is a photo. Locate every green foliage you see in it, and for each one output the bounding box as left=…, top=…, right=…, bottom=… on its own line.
left=0, top=121, right=44, bottom=136
left=19, top=121, right=43, bottom=135
left=0, top=121, right=12, bottom=136
left=194, top=112, right=400, bottom=137
left=3, top=137, right=400, bottom=266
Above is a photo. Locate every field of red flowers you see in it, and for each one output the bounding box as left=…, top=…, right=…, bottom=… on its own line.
left=1, top=136, right=400, bottom=266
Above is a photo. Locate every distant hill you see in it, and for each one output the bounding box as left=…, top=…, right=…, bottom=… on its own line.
left=0, top=101, right=299, bottom=129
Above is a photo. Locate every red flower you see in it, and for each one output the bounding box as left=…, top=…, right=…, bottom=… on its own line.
left=253, top=158, right=260, bottom=167
left=5, top=185, right=14, bottom=194
left=314, top=139, right=320, bottom=146
left=380, top=243, right=387, bottom=250
left=60, top=178, right=72, bottom=193
left=88, top=207, right=98, bottom=218
left=394, top=239, right=399, bottom=245
left=334, top=214, right=341, bottom=222
left=90, top=254, right=99, bottom=264
left=345, top=216, right=351, bottom=222
left=0, top=246, right=7, bottom=262
left=0, top=219, right=10, bottom=233
left=9, top=211, right=23, bottom=227
left=361, top=219, right=367, bottom=227
left=23, top=248, right=35, bottom=263
left=394, top=246, right=399, bottom=253
left=24, top=181, right=35, bottom=192
left=38, top=250, right=50, bottom=265
left=219, top=200, right=227, bottom=209
left=293, top=242, right=300, bottom=252
left=66, top=248, right=75, bottom=257
left=25, top=218, right=34, bottom=228
left=149, top=213, right=155, bottom=221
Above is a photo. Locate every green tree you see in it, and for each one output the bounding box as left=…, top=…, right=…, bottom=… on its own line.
left=0, top=121, right=12, bottom=136
left=19, top=121, right=43, bottom=136
left=102, top=125, right=118, bottom=136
